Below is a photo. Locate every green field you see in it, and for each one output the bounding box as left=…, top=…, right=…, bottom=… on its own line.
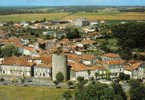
left=0, top=11, right=145, bottom=22
left=0, top=86, right=74, bottom=100
left=0, top=12, right=70, bottom=22
left=63, top=12, right=145, bottom=21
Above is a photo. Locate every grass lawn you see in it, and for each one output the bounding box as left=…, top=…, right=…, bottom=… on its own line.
left=0, top=86, right=74, bottom=100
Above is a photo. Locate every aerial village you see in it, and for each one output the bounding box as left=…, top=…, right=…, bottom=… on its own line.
left=0, top=17, right=145, bottom=86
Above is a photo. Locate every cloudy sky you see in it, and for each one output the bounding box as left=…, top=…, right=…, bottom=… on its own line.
left=0, top=0, right=145, bottom=6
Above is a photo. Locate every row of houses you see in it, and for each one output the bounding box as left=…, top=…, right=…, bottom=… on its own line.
left=0, top=53, right=144, bottom=81
left=0, top=56, right=52, bottom=79
left=68, top=53, right=145, bottom=80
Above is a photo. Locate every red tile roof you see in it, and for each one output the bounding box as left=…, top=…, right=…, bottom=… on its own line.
left=41, top=56, right=52, bottom=64
left=66, top=54, right=81, bottom=61
left=2, top=56, right=33, bottom=66
left=103, top=53, right=120, bottom=58
left=70, top=63, right=104, bottom=71
left=81, top=54, right=96, bottom=61
left=37, top=63, right=51, bottom=68
left=24, top=46, right=35, bottom=51
left=2, top=56, right=52, bottom=68
left=59, top=38, right=70, bottom=45
left=124, top=62, right=143, bottom=71
left=81, top=40, right=96, bottom=45
left=97, top=60, right=125, bottom=65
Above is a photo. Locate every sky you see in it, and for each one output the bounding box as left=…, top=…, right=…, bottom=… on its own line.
left=0, top=0, right=145, bottom=6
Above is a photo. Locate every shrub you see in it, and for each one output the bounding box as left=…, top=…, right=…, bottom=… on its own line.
left=62, top=91, right=72, bottom=100
left=68, top=81, right=73, bottom=86
left=77, top=76, right=84, bottom=83
left=56, top=72, right=64, bottom=82
left=0, top=78, right=5, bottom=82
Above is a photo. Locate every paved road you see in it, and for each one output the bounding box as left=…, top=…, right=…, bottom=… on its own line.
left=0, top=80, right=69, bottom=88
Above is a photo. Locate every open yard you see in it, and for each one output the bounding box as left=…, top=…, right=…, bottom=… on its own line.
left=0, top=86, right=74, bottom=100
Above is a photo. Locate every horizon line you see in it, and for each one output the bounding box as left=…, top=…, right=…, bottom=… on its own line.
left=0, top=5, right=145, bottom=8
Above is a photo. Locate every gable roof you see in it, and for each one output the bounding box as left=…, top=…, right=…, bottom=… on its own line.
left=97, top=60, right=125, bottom=65
left=2, top=56, right=33, bottom=66
left=81, top=54, right=96, bottom=61
left=81, top=40, right=96, bottom=45
left=70, top=63, right=104, bottom=71
left=103, top=53, right=120, bottom=58
left=124, top=62, right=143, bottom=71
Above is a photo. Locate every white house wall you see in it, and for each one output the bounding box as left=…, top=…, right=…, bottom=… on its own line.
left=34, top=67, right=51, bottom=79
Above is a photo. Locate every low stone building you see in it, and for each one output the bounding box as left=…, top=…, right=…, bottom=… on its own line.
left=0, top=65, right=31, bottom=78
left=101, top=53, right=122, bottom=61
left=81, top=54, right=96, bottom=66
left=0, top=56, right=52, bottom=79
left=33, top=64, right=51, bottom=79
left=0, top=56, right=32, bottom=78
left=96, top=60, right=125, bottom=78
left=124, top=62, right=145, bottom=79
left=69, top=62, right=105, bottom=80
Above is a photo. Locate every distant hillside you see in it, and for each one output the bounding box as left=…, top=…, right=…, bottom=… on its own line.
left=0, top=6, right=144, bottom=15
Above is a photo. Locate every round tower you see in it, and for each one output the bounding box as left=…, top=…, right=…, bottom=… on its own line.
left=52, top=54, right=67, bottom=81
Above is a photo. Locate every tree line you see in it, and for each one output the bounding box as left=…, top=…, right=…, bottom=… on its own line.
left=99, top=22, right=145, bottom=60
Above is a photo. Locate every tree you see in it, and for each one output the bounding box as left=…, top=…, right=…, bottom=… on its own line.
left=119, top=72, right=125, bottom=80
left=87, top=70, right=91, bottom=80
left=87, top=70, right=91, bottom=76
left=62, top=91, right=72, bottom=100
left=98, top=23, right=113, bottom=38
left=68, top=81, right=73, bottom=88
left=0, top=78, right=5, bottom=82
left=28, top=36, right=37, bottom=43
left=124, top=74, right=130, bottom=80
left=95, top=72, right=99, bottom=80
left=65, top=26, right=81, bottom=39
left=101, top=38, right=119, bottom=53
left=119, top=73, right=130, bottom=80
left=77, top=76, right=84, bottom=83
left=112, top=81, right=127, bottom=100
left=105, top=69, right=111, bottom=80
left=75, top=81, right=125, bottom=100
left=129, top=80, right=145, bottom=100
left=77, top=79, right=88, bottom=89
left=111, top=23, right=145, bottom=60
left=56, top=72, right=64, bottom=82
left=0, top=44, right=21, bottom=57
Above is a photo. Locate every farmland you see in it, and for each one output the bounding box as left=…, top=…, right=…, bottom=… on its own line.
left=0, top=86, right=74, bottom=100
left=0, top=11, right=144, bottom=22
left=0, top=12, right=70, bottom=22
left=63, top=12, right=145, bottom=21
